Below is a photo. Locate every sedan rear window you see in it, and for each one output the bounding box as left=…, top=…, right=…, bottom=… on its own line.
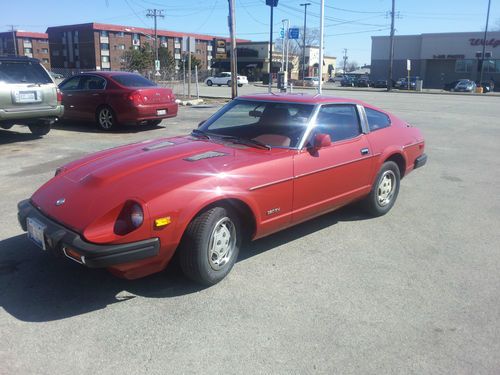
left=111, top=74, right=156, bottom=87
left=0, top=61, right=52, bottom=84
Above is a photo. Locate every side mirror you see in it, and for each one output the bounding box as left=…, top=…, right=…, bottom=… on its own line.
left=312, top=133, right=331, bottom=151
left=197, top=120, right=206, bottom=128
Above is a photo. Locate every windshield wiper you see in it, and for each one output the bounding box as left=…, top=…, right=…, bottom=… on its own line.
left=191, top=129, right=211, bottom=139
left=220, top=135, right=271, bottom=150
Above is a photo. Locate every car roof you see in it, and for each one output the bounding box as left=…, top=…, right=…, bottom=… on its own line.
left=0, top=56, right=42, bottom=64
left=77, top=71, right=139, bottom=77
left=237, top=93, right=367, bottom=105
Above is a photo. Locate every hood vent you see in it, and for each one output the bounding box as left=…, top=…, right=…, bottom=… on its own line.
left=142, top=141, right=175, bottom=151
left=184, top=151, right=228, bottom=162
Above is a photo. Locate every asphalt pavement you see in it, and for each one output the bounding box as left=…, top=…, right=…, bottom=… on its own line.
left=0, top=89, right=499, bottom=374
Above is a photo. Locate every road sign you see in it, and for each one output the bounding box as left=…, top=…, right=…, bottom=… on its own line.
left=289, top=28, right=300, bottom=39
left=280, top=28, right=284, bottom=38
left=407, top=59, right=411, bottom=71
left=155, top=59, right=160, bottom=71
left=182, top=36, right=195, bottom=53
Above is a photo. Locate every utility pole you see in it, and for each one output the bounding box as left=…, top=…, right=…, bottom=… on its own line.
left=229, top=0, right=238, bottom=99
left=300, top=3, right=311, bottom=83
left=266, top=0, right=279, bottom=93
left=283, top=19, right=289, bottom=91
left=8, top=25, right=18, bottom=56
left=343, top=48, right=348, bottom=74
left=146, top=9, right=164, bottom=79
left=387, top=0, right=395, bottom=91
left=479, top=0, right=492, bottom=88
left=318, top=0, right=324, bottom=94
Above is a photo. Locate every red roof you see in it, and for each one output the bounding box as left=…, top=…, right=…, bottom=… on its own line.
left=15, top=31, right=48, bottom=39
left=46, top=22, right=249, bottom=43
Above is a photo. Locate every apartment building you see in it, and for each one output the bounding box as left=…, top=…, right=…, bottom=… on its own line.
left=0, top=31, right=51, bottom=69
left=46, top=22, right=248, bottom=71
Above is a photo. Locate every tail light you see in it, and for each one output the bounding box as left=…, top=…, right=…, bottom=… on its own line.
left=127, top=91, right=143, bottom=106
left=56, top=88, right=62, bottom=104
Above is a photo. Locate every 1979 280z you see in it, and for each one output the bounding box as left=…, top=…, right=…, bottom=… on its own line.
left=18, top=94, right=427, bottom=286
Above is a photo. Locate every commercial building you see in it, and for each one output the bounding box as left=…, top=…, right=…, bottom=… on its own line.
left=371, top=31, right=500, bottom=88
left=0, top=30, right=51, bottom=69
left=46, top=22, right=248, bottom=72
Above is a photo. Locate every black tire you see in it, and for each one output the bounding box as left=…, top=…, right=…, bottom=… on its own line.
left=96, top=106, right=117, bottom=131
left=147, top=119, right=162, bottom=126
left=363, top=161, right=401, bottom=217
left=217, top=84, right=221, bottom=87
left=206, top=80, right=213, bottom=86
left=227, top=80, right=231, bottom=87
left=238, top=84, right=243, bottom=87
left=28, top=123, right=51, bottom=136
left=179, top=206, right=241, bottom=286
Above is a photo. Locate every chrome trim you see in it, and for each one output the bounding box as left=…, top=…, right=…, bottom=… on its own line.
left=356, top=104, right=370, bottom=134
left=295, top=154, right=380, bottom=179
left=62, top=247, right=85, bottom=265
left=402, top=141, right=423, bottom=149
left=249, top=177, right=294, bottom=191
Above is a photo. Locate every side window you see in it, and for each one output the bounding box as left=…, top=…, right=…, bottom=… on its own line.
left=315, top=105, right=361, bottom=142
left=81, top=76, right=106, bottom=90
left=59, top=76, right=81, bottom=91
left=365, top=108, right=391, bottom=131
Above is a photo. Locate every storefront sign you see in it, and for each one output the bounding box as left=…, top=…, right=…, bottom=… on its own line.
left=469, top=38, right=500, bottom=48
left=432, top=54, right=465, bottom=59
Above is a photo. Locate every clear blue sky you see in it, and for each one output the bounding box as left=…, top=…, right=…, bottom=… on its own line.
left=1, top=0, right=499, bottom=65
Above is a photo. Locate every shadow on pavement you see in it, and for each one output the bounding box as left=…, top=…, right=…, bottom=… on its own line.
left=0, top=129, right=41, bottom=145
left=54, top=120, right=164, bottom=134
left=0, top=205, right=370, bottom=322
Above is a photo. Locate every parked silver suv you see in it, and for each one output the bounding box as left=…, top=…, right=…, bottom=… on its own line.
left=0, top=56, right=64, bottom=136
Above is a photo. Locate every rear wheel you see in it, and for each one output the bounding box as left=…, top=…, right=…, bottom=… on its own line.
left=206, top=80, right=213, bottom=86
left=363, top=161, right=400, bottom=217
left=28, top=123, right=51, bottom=136
left=179, top=206, right=241, bottom=286
left=96, top=106, right=117, bottom=131
left=227, top=80, right=231, bottom=87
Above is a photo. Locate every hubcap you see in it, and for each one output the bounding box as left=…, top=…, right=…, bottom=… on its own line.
left=208, top=217, right=236, bottom=270
left=377, top=170, right=396, bottom=206
left=99, top=108, right=113, bottom=129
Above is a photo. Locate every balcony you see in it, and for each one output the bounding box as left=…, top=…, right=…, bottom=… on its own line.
left=174, top=53, right=181, bottom=60
left=132, top=39, right=140, bottom=46
left=23, top=41, right=32, bottom=48
left=101, top=61, right=110, bottom=68
left=101, top=50, right=110, bottom=56
left=174, top=43, right=181, bottom=49
left=207, top=45, right=212, bottom=51
left=100, top=36, right=109, bottom=43
left=161, top=42, right=167, bottom=48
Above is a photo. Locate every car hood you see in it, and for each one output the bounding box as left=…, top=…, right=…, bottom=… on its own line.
left=31, top=136, right=291, bottom=233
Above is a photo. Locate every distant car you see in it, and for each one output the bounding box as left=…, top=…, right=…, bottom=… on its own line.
left=476, top=81, right=493, bottom=93
left=396, top=77, right=419, bottom=90
left=373, top=79, right=388, bottom=88
left=205, top=72, right=248, bottom=87
left=328, top=75, right=343, bottom=83
left=58, top=71, right=178, bottom=131
left=443, top=80, right=461, bottom=91
left=17, top=93, right=427, bottom=285
left=355, top=77, right=371, bottom=87
left=340, top=76, right=356, bottom=87
left=453, top=79, right=476, bottom=92
left=303, top=77, right=319, bottom=87
left=0, top=56, right=63, bottom=136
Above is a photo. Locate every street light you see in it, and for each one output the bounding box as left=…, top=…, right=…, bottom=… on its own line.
left=266, top=0, right=279, bottom=93
left=300, top=3, right=311, bottom=83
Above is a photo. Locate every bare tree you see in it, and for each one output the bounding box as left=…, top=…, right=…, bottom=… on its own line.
left=274, top=27, right=320, bottom=56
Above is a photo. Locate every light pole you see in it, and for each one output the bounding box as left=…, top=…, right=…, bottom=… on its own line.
left=300, top=3, right=311, bottom=83
left=266, top=0, right=279, bottom=93
left=318, top=0, right=324, bottom=94
left=283, top=19, right=289, bottom=90
left=387, top=0, right=395, bottom=91
left=479, top=0, right=492, bottom=89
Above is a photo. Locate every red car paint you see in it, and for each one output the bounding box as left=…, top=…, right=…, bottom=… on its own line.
left=59, top=71, right=178, bottom=125
left=24, top=94, right=425, bottom=280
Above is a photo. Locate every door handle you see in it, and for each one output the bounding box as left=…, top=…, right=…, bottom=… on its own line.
left=92, top=93, right=101, bottom=96
left=360, top=148, right=369, bottom=155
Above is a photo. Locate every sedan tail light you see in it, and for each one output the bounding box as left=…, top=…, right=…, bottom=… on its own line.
left=56, top=88, right=62, bottom=104
left=127, top=91, right=143, bottom=106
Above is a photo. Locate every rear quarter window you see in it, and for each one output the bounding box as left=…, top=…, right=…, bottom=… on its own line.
left=365, top=107, right=391, bottom=131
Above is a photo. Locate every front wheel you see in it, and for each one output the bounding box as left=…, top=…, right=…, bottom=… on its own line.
left=227, top=80, right=231, bottom=87
left=206, top=80, right=213, bottom=86
left=179, top=206, right=241, bottom=286
left=96, top=106, right=117, bottom=131
left=362, top=161, right=400, bottom=217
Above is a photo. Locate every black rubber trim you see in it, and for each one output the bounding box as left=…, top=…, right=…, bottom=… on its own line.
left=17, top=199, right=160, bottom=268
left=414, top=153, right=427, bottom=169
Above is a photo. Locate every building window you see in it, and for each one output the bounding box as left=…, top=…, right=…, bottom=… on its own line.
left=455, top=59, right=473, bottom=73
left=133, top=45, right=139, bottom=50
left=117, top=31, right=124, bottom=37
left=101, top=56, right=110, bottom=62
left=101, top=43, right=109, bottom=51
left=133, top=33, right=139, bottom=41
left=24, top=48, right=32, bottom=54
left=483, top=59, right=498, bottom=73
left=42, top=58, right=49, bottom=63
left=41, top=48, right=49, bottom=54
left=496, top=60, right=500, bottom=73
left=100, top=30, right=108, bottom=37
left=118, top=44, right=125, bottom=50
left=39, top=39, right=48, bottom=44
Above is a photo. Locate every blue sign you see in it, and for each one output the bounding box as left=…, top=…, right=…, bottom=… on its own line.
left=289, top=28, right=300, bottom=40
left=280, top=28, right=284, bottom=38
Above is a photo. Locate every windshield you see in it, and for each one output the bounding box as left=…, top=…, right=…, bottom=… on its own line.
left=111, top=74, right=156, bottom=87
left=198, top=99, right=315, bottom=148
left=0, top=61, right=52, bottom=84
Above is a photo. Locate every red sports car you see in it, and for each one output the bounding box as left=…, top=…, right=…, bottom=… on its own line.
left=58, top=71, right=178, bottom=130
left=18, top=94, right=426, bottom=285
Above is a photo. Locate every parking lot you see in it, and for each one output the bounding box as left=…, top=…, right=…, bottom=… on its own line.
left=1, top=89, right=499, bottom=374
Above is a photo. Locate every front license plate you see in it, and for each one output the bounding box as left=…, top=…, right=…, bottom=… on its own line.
left=157, top=109, right=166, bottom=116
left=27, top=217, right=46, bottom=250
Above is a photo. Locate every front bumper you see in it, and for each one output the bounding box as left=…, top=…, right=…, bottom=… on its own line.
left=17, top=199, right=160, bottom=268
left=414, top=153, right=427, bottom=169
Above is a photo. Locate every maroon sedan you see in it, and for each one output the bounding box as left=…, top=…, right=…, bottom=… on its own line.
left=58, top=71, right=178, bottom=130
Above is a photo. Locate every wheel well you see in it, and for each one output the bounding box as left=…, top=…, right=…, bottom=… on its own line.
left=204, top=199, right=256, bottom=241
left=385, top=153, right=406, bottom=178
